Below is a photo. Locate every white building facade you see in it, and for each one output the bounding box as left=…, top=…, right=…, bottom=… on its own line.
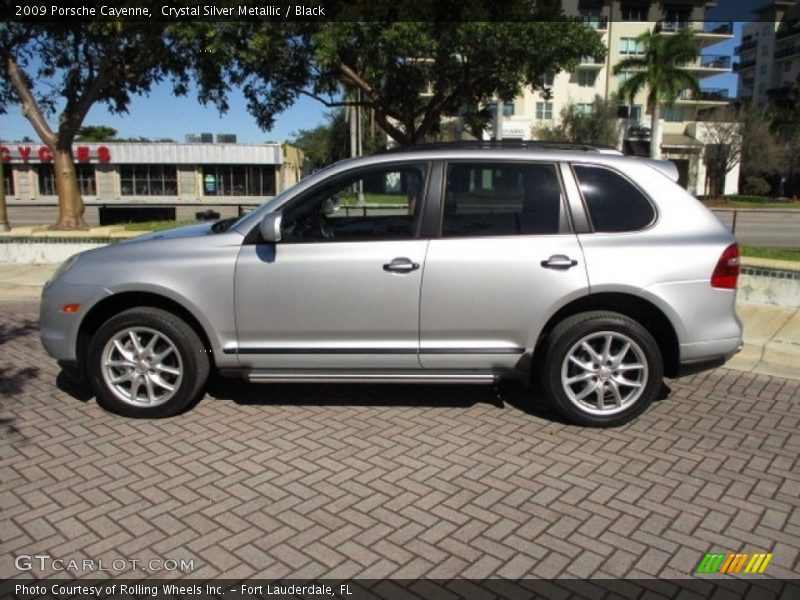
left=497, top=0, right=740, bottom=195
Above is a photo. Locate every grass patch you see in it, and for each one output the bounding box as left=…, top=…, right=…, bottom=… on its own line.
left=122, top=220, right=196, bottom=231
left=704, top=197, right=800, bottom=210
left=740, top=245, right=800, bottom=262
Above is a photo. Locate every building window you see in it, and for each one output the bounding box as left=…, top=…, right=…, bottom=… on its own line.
left=120, top=165, right=177, bottom=196
left=502, top=103, right=515, bottom=117
left=618, top=70, right=635, bottom=85
left=662, top=107, right=684, bottom=122
left=762, top=44, right=770, bottom=55
left=578, top=70, right=598, bottom=87
left=760, top=64, right=768, bottom=75
left=576, top=103, right=594, bottom=115
left=1, top=164, right=12, bottom=196
left=621, top=4, right=648, bottom=21
left=620, top=37, right=645, bottom=55
left=630, top=105, right=642, bottom=120
left=535, top=102, right=553, bottom=120
left=37, top=166, right=56, bottom=195
left=202, top=165, right=276, bottom=197
left=536, top=71, right=555, bottom=87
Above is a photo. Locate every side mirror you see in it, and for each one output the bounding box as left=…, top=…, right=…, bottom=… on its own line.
left=259, top=212, right=282, bottom=243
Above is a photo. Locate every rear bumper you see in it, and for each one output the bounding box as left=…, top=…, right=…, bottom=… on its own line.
left=675, top=337, right=743, bottom=377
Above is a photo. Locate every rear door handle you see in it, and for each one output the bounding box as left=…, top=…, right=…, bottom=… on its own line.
left=383, top=257, right=420, bottom=273
left=541, top=254, right=578, bottom=269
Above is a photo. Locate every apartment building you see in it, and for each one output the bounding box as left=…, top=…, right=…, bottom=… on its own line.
left=735, top=0, right=800, bottom=106
left=498, top=0, right=738, bottom=195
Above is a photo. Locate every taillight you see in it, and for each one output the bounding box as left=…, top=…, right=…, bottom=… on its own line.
left=711, top=243, right=740, bottom=289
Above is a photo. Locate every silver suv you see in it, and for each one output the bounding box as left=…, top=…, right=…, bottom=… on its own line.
left=40, top=143, right=742, bottom=426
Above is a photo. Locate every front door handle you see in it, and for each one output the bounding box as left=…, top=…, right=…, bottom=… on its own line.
left=383, top=257, right=420, bottom=273
left=541, top=254, right=578, bottom=270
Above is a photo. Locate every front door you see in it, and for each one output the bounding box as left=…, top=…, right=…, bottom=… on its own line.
left=233, top=162, right=430, bottom=370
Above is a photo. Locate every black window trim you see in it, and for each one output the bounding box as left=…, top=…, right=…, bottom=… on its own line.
left=434, top=158, right=573, bottom=239
left=569, top=162, right=659, bottom=234
left=247, top=160, right=433, bottom=245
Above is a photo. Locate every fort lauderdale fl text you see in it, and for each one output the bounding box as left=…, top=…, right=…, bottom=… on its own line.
left=17, top=583, right=354, bottom=597
left=14, top=4, right=326, bottom=18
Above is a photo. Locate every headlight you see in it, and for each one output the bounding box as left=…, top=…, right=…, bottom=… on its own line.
left=49, top=253, right=81, bottom=284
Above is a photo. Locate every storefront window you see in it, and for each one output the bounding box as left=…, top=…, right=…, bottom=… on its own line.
left=120, top=165, right=177, bottom=196
left=2, top=164, right=12, bottom=196
left=37, top=164, right=96, bottom=196
left=201, top=165, right=276, bottom=197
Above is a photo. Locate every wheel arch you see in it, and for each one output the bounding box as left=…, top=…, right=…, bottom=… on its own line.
left=531, top=292, right=680, bottom=379
left=76, top=292, right=215, bottom=378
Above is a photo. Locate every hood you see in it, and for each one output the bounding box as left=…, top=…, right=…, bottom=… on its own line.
left=119, top=222, right=215, bottom=244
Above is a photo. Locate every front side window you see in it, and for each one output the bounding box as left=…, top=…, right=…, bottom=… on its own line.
left=279, top=164, right=426, bottom=243
left=120, top=165, right=177, bottom=196
left=442, top=162, right=563, bottom=237
left=573, top=165, right=655, bottom=232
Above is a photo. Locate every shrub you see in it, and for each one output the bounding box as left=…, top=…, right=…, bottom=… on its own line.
left=742, top=176, right=772, bottom=197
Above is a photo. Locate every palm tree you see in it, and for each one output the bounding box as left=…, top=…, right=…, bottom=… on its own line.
left=613, top=29, right=700, bottom=159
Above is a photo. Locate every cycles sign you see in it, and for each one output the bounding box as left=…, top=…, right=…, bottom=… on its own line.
left=0, top=145, right=112, bottom=163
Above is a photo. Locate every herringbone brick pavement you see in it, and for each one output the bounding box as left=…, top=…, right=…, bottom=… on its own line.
left=1, top=300, right=798, bottom=579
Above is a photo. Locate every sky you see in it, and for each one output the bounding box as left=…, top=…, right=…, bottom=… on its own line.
left=0, top=19, right=748, bottom=145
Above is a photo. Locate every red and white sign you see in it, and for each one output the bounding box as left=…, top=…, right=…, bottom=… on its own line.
left=0, top=145, right=111, bottom=163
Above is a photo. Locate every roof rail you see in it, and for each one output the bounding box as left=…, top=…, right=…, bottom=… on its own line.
left=378, top=140, right=623, bottom=154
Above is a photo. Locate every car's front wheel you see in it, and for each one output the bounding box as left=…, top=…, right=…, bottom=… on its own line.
left=87, top=307, right=210, bottom=418
left=540, top=311, right=663, bottom=427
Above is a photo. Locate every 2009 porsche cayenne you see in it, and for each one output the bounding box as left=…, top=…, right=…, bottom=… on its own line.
left=40, top=142, right=742, bottom=426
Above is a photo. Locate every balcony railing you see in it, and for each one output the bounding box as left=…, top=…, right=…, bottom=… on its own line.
left=735, top=39, right=758, bottom=54
left=579, top=55, right=604, bottom=65
left=699, top=54, right=731, bottom=69
left=776, top=21, right=800, bottom=39
left=678, top=88, right=729, bottom=102
left=734, top=59, right=756, bottom=71
left=655, top=20, right=733, bottom=36
left=581, top=16, right=608, bottom=31
left=775, top=46, right=800, bottom=60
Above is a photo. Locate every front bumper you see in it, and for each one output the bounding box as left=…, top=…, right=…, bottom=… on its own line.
left=40, top=280, right=110, bottom=361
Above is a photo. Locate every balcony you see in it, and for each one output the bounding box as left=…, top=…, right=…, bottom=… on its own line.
left=734, top=58, right=756, bottom=72
left=776, top=21, right=800, bottom=40
left=735, top=38, right=758, bottom=54
left=655, top=20, right=733, bottom=38
left=579, top=55, right=605, bottom=69
left=581, top=16, right=608, bottom=31
left=676, top=88, right=730, bottom=104
left=679, top=54, right=732, bottom=72
left=775, top=45, right=800, bottom=60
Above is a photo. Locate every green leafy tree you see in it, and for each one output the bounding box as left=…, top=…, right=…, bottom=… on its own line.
left=289, top=111, right=350, bottom=170
left=0, top=24, right=189, bottom=230
left=535, top=94, right=621, bottom=146
left=76, top=125, right=118, bottom=142
left=186, top=4, right=605, bottom=145
left=767, top=78, right=800, bottom=195
left=613, top=29, right=700, bottom=159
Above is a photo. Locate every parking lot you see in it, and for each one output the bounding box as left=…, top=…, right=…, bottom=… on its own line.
left=1, top=299, right=799, bottom=580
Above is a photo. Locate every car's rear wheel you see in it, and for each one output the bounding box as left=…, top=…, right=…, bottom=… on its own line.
left=540, top=311, right=662, bottom=427
left=87, top=307, right=209, bottom=417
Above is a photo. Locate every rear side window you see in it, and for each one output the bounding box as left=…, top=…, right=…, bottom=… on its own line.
left=442, top=162, right=563, bottom=237
left=573, top=165, right=655, bottom=232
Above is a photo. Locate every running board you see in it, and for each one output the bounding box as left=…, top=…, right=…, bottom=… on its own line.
left=245, top=371, right=500, bottom=384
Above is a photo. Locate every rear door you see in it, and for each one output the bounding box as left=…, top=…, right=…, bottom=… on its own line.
left=419, top=160, right=589, bottom=370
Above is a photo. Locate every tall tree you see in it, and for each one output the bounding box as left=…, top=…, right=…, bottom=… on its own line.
left=76, top=125, right=118, bottom=142
left=186, top=4, right=605, bottom=145
left=697, top=106, right=743, bottom=198
left=289, top=111, right=350, bottom=170
left=613, top=29, right=700, bottom=159
left=0, top=24, right=188, bottom=230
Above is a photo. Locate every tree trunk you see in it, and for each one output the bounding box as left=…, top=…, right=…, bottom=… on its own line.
left=50, top=147, right=88, bottom=230
left=650, top=103, right=661, bottom=159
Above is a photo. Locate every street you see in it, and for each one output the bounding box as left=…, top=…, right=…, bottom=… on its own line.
left=1, top=299, right=798, bottom=580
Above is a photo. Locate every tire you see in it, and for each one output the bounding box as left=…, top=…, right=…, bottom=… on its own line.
left=87, top=307, right=210, bottom=418
left=539, top=311, right=663, bottom=427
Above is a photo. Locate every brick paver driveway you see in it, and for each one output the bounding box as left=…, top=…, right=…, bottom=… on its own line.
left=1, top=300, right=798, bottom=580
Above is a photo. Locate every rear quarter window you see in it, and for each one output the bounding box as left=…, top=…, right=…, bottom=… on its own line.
left=573, top=165, right=656, bottom=232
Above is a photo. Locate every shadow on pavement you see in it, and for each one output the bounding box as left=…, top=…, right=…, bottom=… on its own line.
left=205, top=375, right=571, bottom=424
left=0, top=320, right=41, bottom=445
left=55, top=370, right=94, bottom=402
